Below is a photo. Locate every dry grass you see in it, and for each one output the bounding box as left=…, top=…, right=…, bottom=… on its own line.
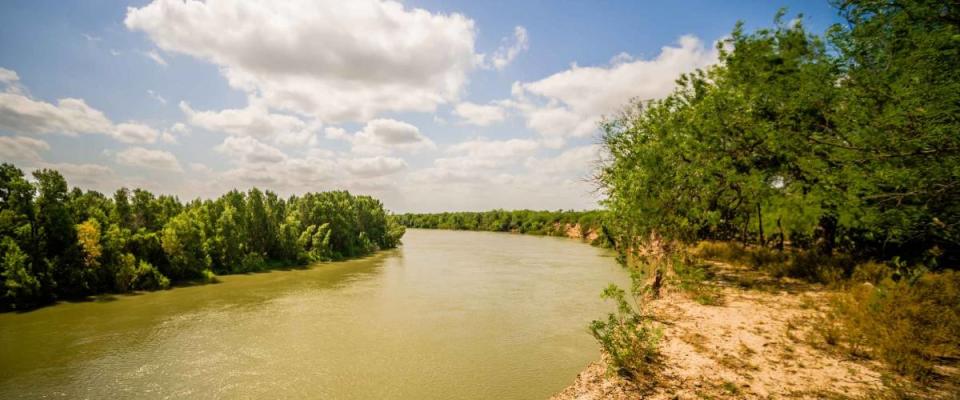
left=555, top=242, right=960, bottom=399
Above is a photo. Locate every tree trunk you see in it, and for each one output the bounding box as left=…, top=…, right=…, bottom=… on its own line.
left=742, top=212, right=750, bottom=245
left=776, top=216, right=785, bottom=251
left=757, top=202, right=765, bottom=247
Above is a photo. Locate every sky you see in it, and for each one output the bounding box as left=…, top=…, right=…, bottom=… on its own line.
left=0, top=0, right=844, bottom=213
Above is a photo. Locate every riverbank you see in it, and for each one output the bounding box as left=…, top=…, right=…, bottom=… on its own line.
left=551, top=259, right=958, bottom=399
left=551, top=262, right=878, bottom=399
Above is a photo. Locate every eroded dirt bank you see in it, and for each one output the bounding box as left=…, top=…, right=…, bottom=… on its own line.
left=552, top=262, right=889, bottom=400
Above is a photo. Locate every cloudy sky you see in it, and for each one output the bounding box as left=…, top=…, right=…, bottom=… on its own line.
left=0, top=0, right=841, bottom=212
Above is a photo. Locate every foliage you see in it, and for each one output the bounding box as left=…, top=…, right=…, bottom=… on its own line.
left=596, top=1, right=960, bottom=385
left=0, top=162, right=404, bottom=310
left=668, top=255, right=724, bottom=305
left=598, top=0, right=960, bottom=267
left=397, top=209, right=609, bottom=244
left=589, top=270, right=661, bottom=378
left=823, top=269, right=960, bottom=381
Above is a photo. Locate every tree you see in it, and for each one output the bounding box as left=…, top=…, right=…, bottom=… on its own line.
left=161, top=209, right=210, bottom=280
left=827, top=0, right=960, bottom=263
left=76, top=218, right=103, bottom=270
left=33, top=169, right=80, bottom=297
left=213, top=204, right=244, bottom=273
left=0, top=237, right=40, bottom=309
left=0, top=162, right=403, bottom=310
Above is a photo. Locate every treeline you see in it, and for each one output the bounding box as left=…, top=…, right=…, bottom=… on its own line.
left=0, top=163, right=405, bottom=310
left=599, top=2, right=959, bottom=269
left=594, top=0, right=959, bottom=384
left=396, top=210, right=608, bottom=242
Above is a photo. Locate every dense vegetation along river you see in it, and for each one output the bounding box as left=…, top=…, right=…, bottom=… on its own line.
left=0, top=229, right=628, bottom=399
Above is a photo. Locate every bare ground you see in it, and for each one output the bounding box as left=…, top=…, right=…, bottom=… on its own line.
left=552, top=261, right=890, bottom=400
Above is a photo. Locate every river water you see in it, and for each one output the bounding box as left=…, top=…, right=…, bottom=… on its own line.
left=0, top=229, right=628, bottom=399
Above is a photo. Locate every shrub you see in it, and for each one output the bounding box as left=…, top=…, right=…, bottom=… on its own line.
left=826, top=270, right=960, bottom=381
left=589, top=270, right=662, bottom=378
left=693, top=241, right=750, bottom=263
left=669, top=255, right=723, bottom=305
left=135, top=260, right=170, bottom=290
left=239, top=252, right=267, bottom=273
left=692, top=241, right=853, bottom=285
left=850, top=261, right=893, bottom=285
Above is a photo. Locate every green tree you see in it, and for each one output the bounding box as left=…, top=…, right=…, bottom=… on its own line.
left=161, top=209, right=210, bottom=280
left=0, top=237, right=40, bottom=309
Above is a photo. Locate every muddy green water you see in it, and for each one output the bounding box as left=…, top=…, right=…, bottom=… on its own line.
left=0, top=229, right=627, bottom=399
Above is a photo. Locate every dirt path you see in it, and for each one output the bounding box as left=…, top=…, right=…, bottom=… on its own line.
left=552, top=262, right=886, bottom=399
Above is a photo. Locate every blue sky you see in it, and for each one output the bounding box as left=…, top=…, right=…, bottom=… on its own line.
left=0, top=0, right=843, bottom=212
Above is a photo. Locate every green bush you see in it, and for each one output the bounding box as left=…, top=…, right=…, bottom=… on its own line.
left=589, top=270, right=662, bottom=378
left=135, top=260, right=170, bottom=290
left=239, top=252, right=267, bottom=273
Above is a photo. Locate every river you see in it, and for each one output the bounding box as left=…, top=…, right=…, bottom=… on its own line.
left=0, top=229, right=628, bottom=399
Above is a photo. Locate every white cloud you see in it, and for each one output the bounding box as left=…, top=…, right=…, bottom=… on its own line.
left=126, top=0, right=479, bottom=122
left=143, top=49, right=167, bottom=66
left=0, top=136, right=49, bottom=163
left=82, top=33, right=102, bottom=42
left=218, top=154, right=337, bottom=191
left=159, top=122, right=189, bottom=144
left=525, top=144, right=601, bottom=176
left=447, top=138, right=538, bottom=161
left=0, top=70, right=161, bottom=144
left=110, top=49, right=121, bottom=56
left=214, top=136, right=288, bottom=164
left=188, top=162, right=213, bottom=174
left=180, top=100, right=319, bottom=146
left=0, top=68, right=19, bottom=85
left=411, top=138, right=540, bottom=185
left=330, top=118, right=435, bottom=155
left=0, top=93, right=113, bottom=135
left=116, top=146, right=183, bottom=172
left=342, top=156, right=407, bottom=177
left=486, top=26, right=528, bottom=70
left=509, top=35, right=717, bottom=141
left=453, top=102, right=506, bottom=126
left=45, top=162, right=114, bottom=188
left=112, top=122, right=160, bottom=143
left=147, top=89, right=167, bottom=105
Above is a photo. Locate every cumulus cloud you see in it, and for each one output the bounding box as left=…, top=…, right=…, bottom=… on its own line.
left=525, top=144, right=601, bottom=176
left=214, top=136, right=288, bottom=164
left=447, top=138, right=538, bottom=161
left=159, top=122, right=189, bottom=144
left=328, top=118, right=435, bottom=155
left=45, top=162, right=114, bottom=188
left=509, top=35, right=717, bottom=141
left=342, top=156, right=407, bottom=177
left=181, top=100, right=319, bottom=146
left=126, top=0, right=479, bottom=122
left=0, top=68, right=19, bottom=85
left=0, top=68, right=161, bottom=143
left=0, top=93, right=112, bottom=135
left=116, top=147, right=183, bottom=172
left=0, top=136, right=49, bottom=163
left=410, top=137, right=539, bottom=185
left=112, top=123, right=161, bottom=144
left=486, top=26, right=528, bottom=70
left=453, top=102, right=506, bottom=126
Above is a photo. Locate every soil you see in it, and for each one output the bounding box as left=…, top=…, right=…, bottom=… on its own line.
left=551, top=261, right=890, bottom=399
